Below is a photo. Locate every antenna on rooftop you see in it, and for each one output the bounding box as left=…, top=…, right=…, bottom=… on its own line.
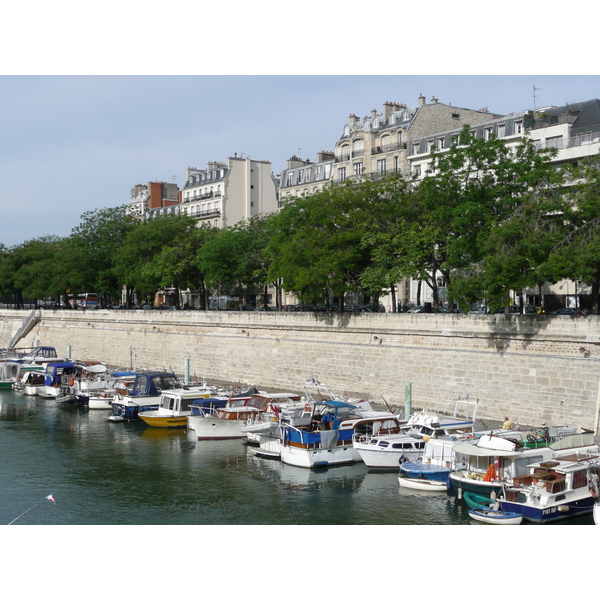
left=532, top=85, right=541, bottom=111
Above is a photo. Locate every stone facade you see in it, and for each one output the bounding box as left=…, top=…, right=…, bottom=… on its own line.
left=3, top=309, right=600, bottom=432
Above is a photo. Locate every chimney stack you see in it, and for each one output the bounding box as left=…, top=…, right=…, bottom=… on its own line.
left=418, top=94, right=426, bottom=106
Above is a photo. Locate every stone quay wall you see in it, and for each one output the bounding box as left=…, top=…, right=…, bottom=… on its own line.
left=2, top=308, right=600, bottom=431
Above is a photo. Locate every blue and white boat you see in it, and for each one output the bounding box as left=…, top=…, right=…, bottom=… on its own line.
left=109, top=371, right=186, bottom=421
left=271, top=399, right=366, bottom=468
left=398, top=461, right=451, bottom=491
left=499, top=454, right=600, bottom=523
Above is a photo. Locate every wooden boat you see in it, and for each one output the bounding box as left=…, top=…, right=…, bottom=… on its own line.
left=499, top=454, right=600, bottom=523
left=468, top=507, right=523, bottom=525
left=450, top=429, right=598, bottom=497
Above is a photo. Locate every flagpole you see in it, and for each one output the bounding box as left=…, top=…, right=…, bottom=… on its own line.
left=7, top=495, right=55, bottom=525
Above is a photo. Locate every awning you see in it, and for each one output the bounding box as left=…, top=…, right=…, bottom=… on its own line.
left=452, top=443, right=521, bottom=457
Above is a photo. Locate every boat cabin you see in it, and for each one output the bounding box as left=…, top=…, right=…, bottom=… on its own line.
left=127, top=372, right=183, bottom=397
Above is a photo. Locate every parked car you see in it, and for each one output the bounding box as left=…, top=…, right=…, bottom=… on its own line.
left=407, top=305, right=425, bottom=313
left=468, top=306, right=489, bottom=314
left=551, top=307, right=585, bottom=316
left=363, top=303, right=385, bottom=313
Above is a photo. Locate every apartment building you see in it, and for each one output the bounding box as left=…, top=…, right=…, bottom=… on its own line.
left=127, top=181, right=180, bottom=219
left=180, top=155, right=279, bottom=228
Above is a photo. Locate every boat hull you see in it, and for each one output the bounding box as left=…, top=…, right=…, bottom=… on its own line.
left=139, top=415, right=189, bottom=428
left=188, top=415, right=247, bottom=440
left=469, top=508, right=522, bottom=525
left=500, top=496, right=595, bottom=523
left=398, top=476, right=449, bottom=492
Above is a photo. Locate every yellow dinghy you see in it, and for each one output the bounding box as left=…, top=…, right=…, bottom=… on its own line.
left=139, top=388, right=215, bottom=428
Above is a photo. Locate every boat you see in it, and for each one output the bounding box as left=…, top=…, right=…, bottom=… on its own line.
left=449, top=427, right=598, bottom=498
left=398, top=461, right=451, bottom=491
left=499, top=454, right=600, bottom=523
left=108, top=371, right=205, bottom=421
left=353, top=397, right=480, bottom=470
left=87, top=371, right=137, bottom=409
left=38, top=361, right=78, bottom=398
left=14, top=369, right=47, bottom=395
left=468, top=507, right=523, bottom=525
left=589, top=466, right=600, bottom=525
left=0, top=361, right=44, bottom=391
left=188, top=389, right=278, bottom=440
left=139, top=388, right=215, bottom=428
left=398, top=473, right=450, bottom=492
left=5, top=346, right=64, bottom=366
left=55, top=362, right=112, bottom=405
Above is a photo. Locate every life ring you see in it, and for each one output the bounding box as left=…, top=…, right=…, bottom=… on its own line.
left=304, top=404, right=311, bottom=412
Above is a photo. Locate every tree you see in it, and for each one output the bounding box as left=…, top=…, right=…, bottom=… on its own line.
left=114, top=215, right=199, bottom=307
left=546, top=157, right=600, bottom=313
left=65, top=206, right=135, bottom=305
left=413, top=126, right=561, bottom=311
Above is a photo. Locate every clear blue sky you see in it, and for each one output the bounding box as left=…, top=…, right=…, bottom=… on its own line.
left=2, top=5, right=599, bottom=248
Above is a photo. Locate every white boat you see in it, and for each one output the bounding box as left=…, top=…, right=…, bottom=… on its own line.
left=468, top=507, right=523, bottom=525
left=188, top=391, right=276, bottom=440
left=450, top=428, right=598, bottom=498
left=353, top=397, right=480, bottom=470
left=398, top=475, right=449, bottom=492
left=499, top=454, right=600, bottom=523
left=14, top=369, right=47, bottom=395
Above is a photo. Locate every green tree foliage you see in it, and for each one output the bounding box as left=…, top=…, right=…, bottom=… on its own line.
left=114, top=215, right=199, bottom=307
left=415, top=126, right=562, bottom=311
left=546, top=157, right=600, bottom=313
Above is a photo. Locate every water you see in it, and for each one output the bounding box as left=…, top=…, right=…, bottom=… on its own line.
left=0, top=389, right=594, bottom=527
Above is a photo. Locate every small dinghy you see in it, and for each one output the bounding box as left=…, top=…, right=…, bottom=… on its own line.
left=468, top=507, right=523, bottom=525
left=398, top=476, right=449, bottom=492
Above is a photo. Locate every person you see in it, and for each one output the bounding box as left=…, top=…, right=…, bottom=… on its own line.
left=503, top=417, right=513, bottom=430
left=321, top=411, right=334, bottom=430
left=311, top=410, right=323, bottom=431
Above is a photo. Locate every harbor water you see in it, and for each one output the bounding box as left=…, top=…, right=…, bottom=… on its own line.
left=1, top=388, right=484, bottom=526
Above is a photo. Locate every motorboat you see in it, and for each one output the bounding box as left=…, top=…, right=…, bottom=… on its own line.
left=139, top=388, right=215, bottom=428
left=109, top=371, right=189, bottom=421
left=499, top=454, right=600, bottom=523
left=188, top=390, right=280, bottom=440
left=450, top=427, right=598, bottom=497
left=0, top=362, right=43, bottom=391
left=14, top=369, right=47, bottom=395
left=353, top=397, right=480, bottom=470
left=87, top=371, right=137, bottom=409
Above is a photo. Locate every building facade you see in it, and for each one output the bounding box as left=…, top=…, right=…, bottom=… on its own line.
left=180, top=155, right=279, bottom=228
left=127, top=181, right=180, bottom=219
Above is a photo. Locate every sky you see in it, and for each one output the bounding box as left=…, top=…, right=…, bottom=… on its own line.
left=1, top=3, right=599, bottom=249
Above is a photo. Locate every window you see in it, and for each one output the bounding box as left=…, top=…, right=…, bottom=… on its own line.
left=404, top=110, right=411, bottom=120
left=497, top=124, right=506, bottom=137
left=484, top=127, right=493, bottom=140
left=412, top=142, right=420, bottom=154
left=394, top=156, right=399, bottom=172
left=286, top=173, right=294, bottom=186
left=324, top=164, right=331, bottom=179
left=452, top=113, right=460, bottom=120
left=426, top=139, right=434, bottom=152
left=514, top=121, right=523, bottom=135
left=451, top=134, right=459, bottom=145
left=338, top=167, right=346, bottom=182
left=437, top=137, right=445, bottom=150
left=353, top=162, right=363, bottom=175
left=390, top=114, right=396, bottom=124
left=377, top=159, right=387, bottom=174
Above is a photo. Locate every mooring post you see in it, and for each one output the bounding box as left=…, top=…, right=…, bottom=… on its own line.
left=404, top=382, right=412, bottom=419
left=184, top=358, right=190, bottom=385
left=67, top=345, right=71, bottom=360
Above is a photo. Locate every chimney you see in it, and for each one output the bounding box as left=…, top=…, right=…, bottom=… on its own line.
left=348, top=114, right=359, bottom=125
left=383, top=101, right=395, bottom=120
left=371, top=109, right=378, bottom=118
left=317, top=151, right=334, bottom=162
left=431, top=96, right=438, bottom=104
left=418, top=94, right=426, bottom=106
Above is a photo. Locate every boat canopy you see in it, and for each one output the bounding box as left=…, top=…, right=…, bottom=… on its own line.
left=451, top=442, right=521, bottom=457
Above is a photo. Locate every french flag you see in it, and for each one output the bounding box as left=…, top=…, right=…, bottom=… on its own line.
left=45, top=494, right=55, bottom=503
